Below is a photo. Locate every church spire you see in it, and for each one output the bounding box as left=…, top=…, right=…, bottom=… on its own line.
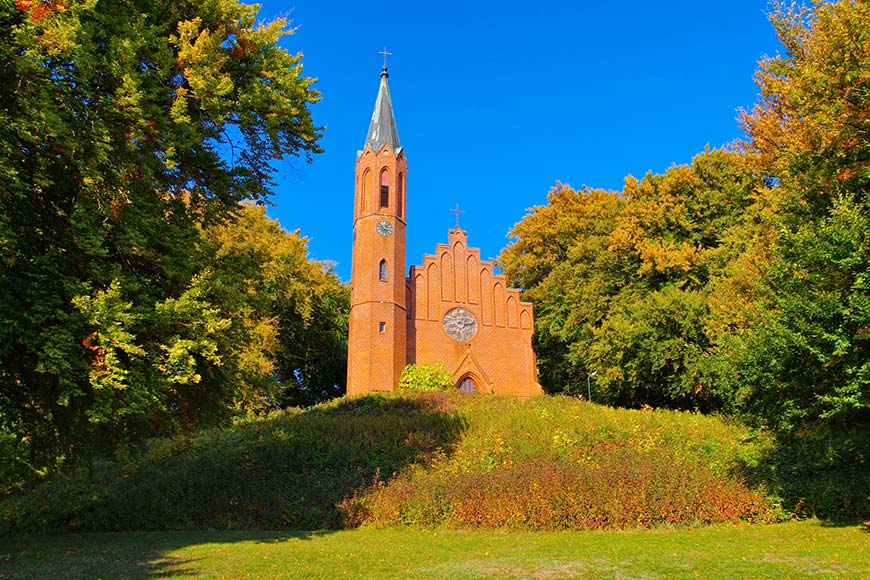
left=364, top=64, right=401, bottom=153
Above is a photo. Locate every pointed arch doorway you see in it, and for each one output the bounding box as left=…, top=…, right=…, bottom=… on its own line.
left=457, top=375, right=478, bottom=393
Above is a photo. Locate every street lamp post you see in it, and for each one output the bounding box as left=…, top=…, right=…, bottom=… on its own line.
left=587, top=370, right=597, bottom=402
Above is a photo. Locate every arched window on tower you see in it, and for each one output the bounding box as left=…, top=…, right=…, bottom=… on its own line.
left=380, top=168, right=390, bottom=208
left=397, top=172, right=404, bottom=218
left=361, top=169, right=370, bottom=213
left=379, top=259, right=388, bottom=281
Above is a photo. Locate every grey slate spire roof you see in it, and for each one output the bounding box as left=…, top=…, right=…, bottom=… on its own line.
left=364, top=67, right=401, bottom=153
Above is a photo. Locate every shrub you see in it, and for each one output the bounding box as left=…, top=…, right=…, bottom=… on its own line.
left=744, top=424, right=870, bottom=520
left=398, top=364, right=454, bottom=392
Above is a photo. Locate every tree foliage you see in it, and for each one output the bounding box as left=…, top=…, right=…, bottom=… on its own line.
left=500, top=150, right=763, bottom=410
left=0, top=0, right=327, bottom=479
left=724, top=0, right=870, bottom=435
left=499, top=185, right=625, bottom=394
left=202, top=204, right=349, bottom=409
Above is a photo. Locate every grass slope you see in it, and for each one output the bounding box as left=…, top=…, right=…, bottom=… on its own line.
left=1, top=521, right=867, bottom=579
left=351, top=394, right=776, bottom=528
left=1, top=392, right=776, bottom=534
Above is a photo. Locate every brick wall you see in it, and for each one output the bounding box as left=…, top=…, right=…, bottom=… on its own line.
left=405, top=229, right=542, bottom=397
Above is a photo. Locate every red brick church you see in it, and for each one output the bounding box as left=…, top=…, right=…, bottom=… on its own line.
left=346, top=64, right=542, bottom=398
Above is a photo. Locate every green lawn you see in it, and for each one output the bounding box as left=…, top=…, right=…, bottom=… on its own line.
left=1, top=520, right=866, bottom=579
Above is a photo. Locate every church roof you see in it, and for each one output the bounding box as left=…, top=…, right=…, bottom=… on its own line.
left=364, top=67, right=401, bottom=153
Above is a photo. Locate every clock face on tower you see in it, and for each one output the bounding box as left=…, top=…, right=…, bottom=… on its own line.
left=375, top=220, right=393, bottom=237
left=443, top=308, right=478, bottom=342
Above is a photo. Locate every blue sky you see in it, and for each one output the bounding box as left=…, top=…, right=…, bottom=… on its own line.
left=256, top=0, right=784, bottom=282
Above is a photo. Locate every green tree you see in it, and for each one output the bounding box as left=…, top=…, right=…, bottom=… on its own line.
left=499, top=184, right=625, bottom=394
left=680, top=0, right=870, bottom=517
left=722, top=0, right=870, bottom=434
left=594, top=150, right=763, bottom=409
left=588, top=286, right=711, bottom=409
left=203, top=204, right=349, bottom=409
left=500, top=150, right=762, bottom=408
left=0, top=0, right=322, bottom=476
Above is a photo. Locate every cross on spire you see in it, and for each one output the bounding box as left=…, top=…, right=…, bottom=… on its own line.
left=449, top=203, right=464, bottom=230
left=378, top=47, right=393, bottom=70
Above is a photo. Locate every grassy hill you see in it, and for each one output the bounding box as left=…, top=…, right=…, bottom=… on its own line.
left=0, top=392, right=781, bottom=534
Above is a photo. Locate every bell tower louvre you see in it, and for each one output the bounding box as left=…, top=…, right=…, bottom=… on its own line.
left=346, top=61, right=542, bottom=398
left=346, top=63, right=408, bottom=395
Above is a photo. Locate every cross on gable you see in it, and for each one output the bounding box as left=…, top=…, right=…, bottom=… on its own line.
left=449, top=203, right=464, bottom=230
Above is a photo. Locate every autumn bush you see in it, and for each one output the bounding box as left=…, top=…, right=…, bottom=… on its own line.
left=358, top=449, right=774, bottom=530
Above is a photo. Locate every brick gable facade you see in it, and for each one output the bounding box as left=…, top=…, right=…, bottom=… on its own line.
left=406, top=228, right=541, bottom=396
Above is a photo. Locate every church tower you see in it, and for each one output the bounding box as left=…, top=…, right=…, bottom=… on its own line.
left=346, top=64, right=408, bottom=395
